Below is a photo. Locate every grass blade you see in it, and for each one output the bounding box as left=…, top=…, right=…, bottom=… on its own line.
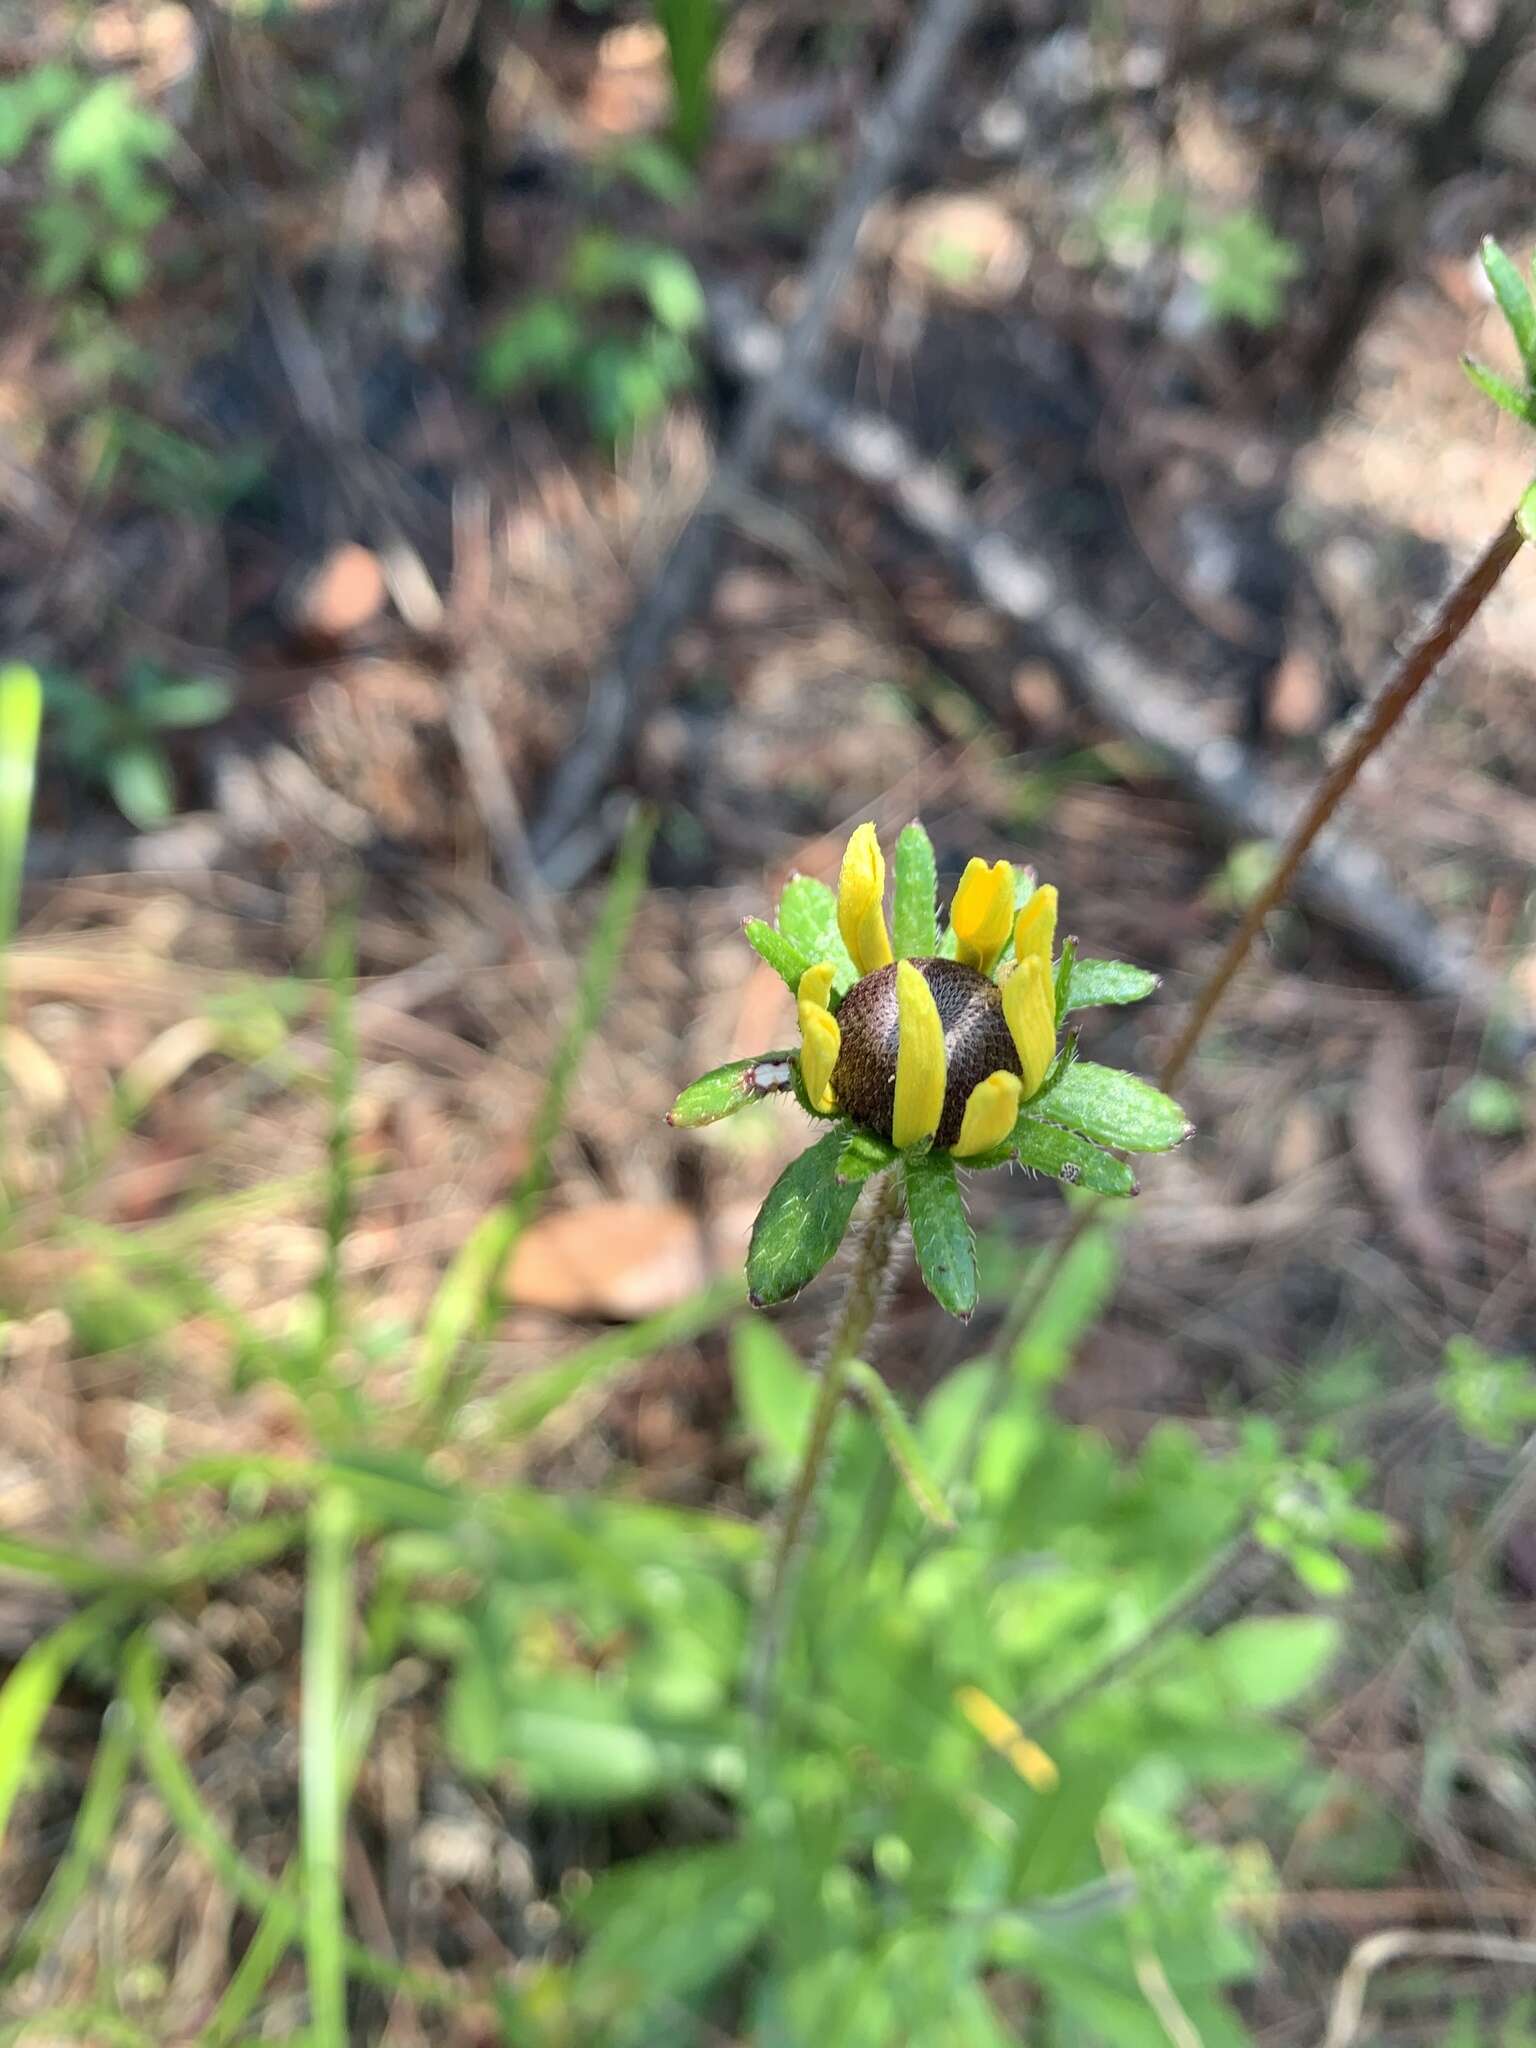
left=122, top=1632, right=462, bottom=2015
left=0, top=1595, right=132, bottom=1853
left=846, top=1359, right=956, bottom=1531
left=0, top=1694, right=135, bottom=1984
left=413, top=806, right=655, bottom=1432
left=312, top=908, right=358, bottom=1393
left=301, top=1487, right=356, bottom=2048
left=479, top=1271, right=744, bottom=1439
left=0, top=664, right=41, bottom=960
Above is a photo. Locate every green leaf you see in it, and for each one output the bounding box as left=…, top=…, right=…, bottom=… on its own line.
left=1014, top=1122, right=1138, bottom=1197
left=140, top=676, right=234, bottom=728
left=1028, top=1061, right=1190, bottom=1153
left=742, top=917, right=812, bottom=993
left=1518, top=479, right=1536, bottom=548
left=668, top=1051, right=794, bottom=1128
left=892, top=820, right=938, bottom=957
left=1062, top=959, right=1160, bottom=1012
left=837, top=1129, right=897, bottom=1184
left=1206, top=1615, right=1340, bottom=1711
left=746, top=1128, right=861, bottom=1307
left=731, top=1317, right=814, bottom=1482
left=774, top=875, right=858, bottom=993
left=450, top=1672, right=738, bottom=1803
left=846, top=1359, right=955, bottom=1529
left=0, top=1597, right=130, bottom=1853
left=478, top=296, right=583, bottom=397
left=1481, top=235, right=1536, bottom=380
left=1461, top=353, right=1536, bottom=426
left=1052, top=935, right=1076, bottom=1026
left=105, top=741, right=175, bottom=827
left=903, top=1149, right=977, bottom=1319
left=638, top=248, right=706, bottom=334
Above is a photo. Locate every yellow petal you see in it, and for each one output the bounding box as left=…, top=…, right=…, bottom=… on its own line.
left=951, top=857, right=1014, bottom=975
left=797, top=962, right=835, bottom=1012
left=952, top=1070, right=1023, bottom=1158
left=837, top=822, right=893, bottom=977
left=797, top=1004, right=841, bottom=1113
left=892, top=960, right=946, bottom=1148
left=1002, top=955, right=1055, bottom=1097
left=955, top=1685, right=1059, bottom=1793
left=1012, top=883, right=1058, bottom=975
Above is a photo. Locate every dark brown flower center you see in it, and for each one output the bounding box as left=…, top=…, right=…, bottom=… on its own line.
left=831, top=957, right=1021, bottom=1148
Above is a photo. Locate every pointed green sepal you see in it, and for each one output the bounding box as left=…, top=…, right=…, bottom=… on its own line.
left=1062, top=958, right=1160, bottom=1012
left=846, top=1359, right=956, bottom=1530
left=1014, top=1121, right=1138, bottom=1196
left=774, top=876, right=858, bottom=993
left=903, top=1148, right=977, bottom=1319
left=892, top=820, right=939, bottom=958
left=1481, top=235, right=1536, bottom=382
left=838, top=1129, right=898, bottom=1184
left=668, top=1052, right=797, bottom=1128
left=1462, top=354, right=1536, bottom=428
left=1027, top=1060, right=1191, bottom=1154
left=744, top=917, right=813, bottom=993
left=1053, top=935, right=1077, bottom=1026
left=747, top=1127, right=862, bottom=1307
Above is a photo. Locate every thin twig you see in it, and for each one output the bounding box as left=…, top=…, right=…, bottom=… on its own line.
left=531, top=0, right=989, bottom=867
left=747, top=1172, right=908, bottom=1728
left=1321, top=1929, right=1536, bottom=2048
left=1158, top=512, right=1525, bottom=1087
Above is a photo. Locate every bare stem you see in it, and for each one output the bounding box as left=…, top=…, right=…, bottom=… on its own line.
left=946, top=511, right=1527, bottom=1511
left=748, top=1171, right=908, bottom=1727
left=1159, top=512, right=1525, bottom=1090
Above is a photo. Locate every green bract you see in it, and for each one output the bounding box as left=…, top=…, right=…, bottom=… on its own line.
left=667, top=820, right=1191, bottom=1316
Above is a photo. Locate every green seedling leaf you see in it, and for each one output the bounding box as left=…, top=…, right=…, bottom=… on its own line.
left=105, top=741, right=175, bottom=827
left=668, top=1051, right=796, bottom=1128
left=846, top=1359, right=956, bottom=1530
left=479, top=296, right=583, bottom=397
left=1028, top=1060, right=1191, bottom=1153
left=743, top=917, right=813, bottom=994
left=1052, top=935, right=1077, bottom=1026
left=892, top=820, right=939, bottom=958
left=837, top=1129, right=897, bottom=1184
left=747, top=1127, right=861, bottom=1307
left=301, top=1488, right=356, bottom=2048
left=1014, top=1121, right=1138, bottom=1196
left=1062, top=959, right=1160, bottom=1012
left=774, top=875, right=858, bottom=993
left=904, top=1148, right=977, bottom=1318
left=140, top=676, right=234, bottom=728
left=1461, top=354, right=1536, bottom=426
left=1481, top=235, right=1536, bottom=379
left=1518, top=479, right=1536, bottom=548
left=638, top=247, right=707, bottom=333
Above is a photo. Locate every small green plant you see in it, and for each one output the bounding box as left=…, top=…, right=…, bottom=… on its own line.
left=0, top=65, right=175, bottom=300
left=42, top=663, right=233, bottom=829
left=1463, top=235, right=1536, bottom=543
left=1094, top=187, right=1302, bottom=327
left=479, top=230, right=706, bottom=446
left=1439, top=1336, right=1536, bottom=1448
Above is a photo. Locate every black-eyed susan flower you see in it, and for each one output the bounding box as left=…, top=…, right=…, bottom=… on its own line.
left=668, top=821, right=1191, bottom=1318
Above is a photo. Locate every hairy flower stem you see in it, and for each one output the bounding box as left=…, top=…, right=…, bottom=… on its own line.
left=945, top=512, right=1527, bottom=1508
left=748, top=1170, right=907, bottom=1729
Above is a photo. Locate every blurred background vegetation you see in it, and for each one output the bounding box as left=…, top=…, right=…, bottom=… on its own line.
left=1, top=0, right=1535, bottom=2042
